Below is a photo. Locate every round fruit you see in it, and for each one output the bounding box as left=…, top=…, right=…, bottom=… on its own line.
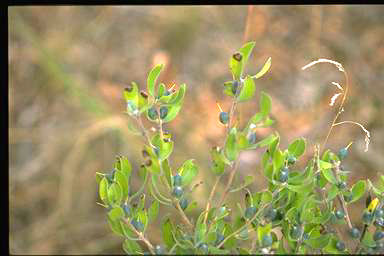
left=349, top=227, right=360, bottom=238
left=131, top=219, right=144, bottom=232
left=281, top=166, right=289, bottom=174
left=303, top=232, right=310, bottom=240
left=376, top=209, right=384, bottom=218
left=216, top=233, right=225, bottom=245
left=173, top=174, right=182, bottom=186
left=374, top=231, right=384, bottom=241
left=338, top=181, right=347, bottom=190
left=338, top=147, right=348, bottom=160
left=376, top=241, right=384, bottom=250
left=287, top=155, right=296, bottom=165
left=160, top=106, right=168, bottom=119
left=279, top=170, right=288, bottom=182
left=336, top=241, right=345, bottom=251
left=123, top=204, right=131, bottom=217
left=147, top=107, right=158, bottom=120
left=375, top=217, right=384, bottom=228
left=248, top=132, right=257, bottom=144
left=262, top=234, right=273, bottom=247
left=179, top=198, right=189, bottom=211
left=164, top=90, right=171, bottom=96
left=219, top=112, right=229, bottom=124
left=291, top=225, right=303, bottom=240
left=154, top=245, right=164, bottom=254
left=172, top=186, right=183, bottom=198
left=363, top=211, right=373, bottom=224
left=232, top=81, right=239, bottom=95
left=265, top=208, right=277, bottom=221
left=244, top=206, right=257, bottom=219
left=199, top=243, right=209, bottom=253
left=335, top=210, right=345, bottom=219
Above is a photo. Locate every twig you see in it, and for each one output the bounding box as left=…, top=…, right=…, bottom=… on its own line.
left=203, top=175, right=222, bottom=225
left=216, top=158, right=240, bottom=209
left=123, top=218, right=155, bottom=254
left=173, top=198, right=194, bottom=230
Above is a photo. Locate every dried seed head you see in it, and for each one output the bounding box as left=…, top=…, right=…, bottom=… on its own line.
left=125, top=86, right=133, bottom=92
left=142, top=150, right=150, bottom=158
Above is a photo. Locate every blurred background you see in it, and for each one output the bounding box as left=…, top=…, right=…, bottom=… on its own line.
left=9, top=5, right=384, bottom=254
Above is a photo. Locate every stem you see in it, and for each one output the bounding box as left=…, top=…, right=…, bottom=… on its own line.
left=128, top=170, right=149, bottom=203
left=203, top=175, right=222, bottom=225
left=173, top=198, right=194, bottom=230
left=217, top=187, right=283, bottom=248
left=216, top=158, right=240, bottom=209
left=123, top=218, right=155, bottom=254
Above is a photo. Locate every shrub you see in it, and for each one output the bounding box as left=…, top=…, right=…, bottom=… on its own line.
left=96, top=42, right=383, bottom=254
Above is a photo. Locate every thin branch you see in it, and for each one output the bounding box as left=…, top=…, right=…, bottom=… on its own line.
left=203, top=175, right=222, bottom=225
left=123, top=218, right=155, bottom=254
left=216, top=158, right=240, bottom=209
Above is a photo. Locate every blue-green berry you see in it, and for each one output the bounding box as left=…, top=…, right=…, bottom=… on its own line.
left=374, top=231, right=384, bottom=241
left=173, top=174, right=182, bottom=186
left=279, top=170, right=289, bottom=182
left=248, top=132, right=257, bottom=144
left=216, top=233, right=225, bottom=245
left=232, top=80, right=239, bottom=95
left=219, top=112, right=229, bottom=125
left=336, top=241, right=345, bottom=251
left=179, top=198, right=189, bottom=210
left=199, top=243, right=209, bottom=254
left=363, top=211, right=374, bottom=224
left=376, top=241, right=384, bottom=250
left=349, top=227, right=360, bottom=238
left=154, top=245, right=164, bottom=254
left=376, top=209, right=384, bottom=218
left=287, top=155, right=296, bottom=165
left=281, top=166, right=289, bottom=173
left=375, top=217, right=384, bottom=228
left=338, top=147, right=348, bottom=160
left=147, top=107, right=158, bottom=120
left=123, top=204, right=131, bottom=217
left=245, top=206, right=257, bottom=219
left=335, top=210, right=345, bottom=219
left=265, top=208, right=277, bottom=221
left=338, top=181, right=347, bottom=190
left=303, top=232, right=310, bottom=240
left=131, top=219, right=144, bottom=232
left=262, top=234, right=273, bottom=247
left=291, top=225, right=303, bottom=240
left=172, top=186, right=183, bottom=198
left=160, top=106, right=168, bottom=119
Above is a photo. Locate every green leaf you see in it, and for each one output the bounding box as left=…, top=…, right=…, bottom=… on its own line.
left=162, top=217, right=176, bottom=250
left=148, top=200, right=159, bottom=224
left=209, top=246, right=230, bottom=254
left=143, top=145, right=161, bottom=175
left=119, top=156, right=132, bottom=181
left=194, top=212, right=207, bottom=243
left=362, top=232, right=376, bottom=247
left=257, top=223, right=272, bottom=244
left=114, top=171, right=129, bottom=202
left=229, top=42, right=255, bottom=80
left=151, top=134, right=174, bottom=161
left=286, top=181, right=314, bottom=194
left=107, top=207, right=125, bottom=237
left=304, top=234, right=331, bottom=249
left=288, top=138, right=306, bottom=158
left=185, top=201, right=198, bottom=213
left=162, top=84, right=186, bottom=123
left=95, top=172, right=104, bottom=184
left=99, top=177, right=109, bottom=205
left=253, top=57, right=272, bottom=79
left=123, top=239, right=143, bottom=254
left=137, top=209, right=149, bottom=231
left=319, top=160, right=333, bottom=170
left=107, top=183, right=123, bottom=206
left=225, top=128, right=238, bottom=161
left=223, top=223, right=236, bottom=249
left=351, top=180, right=366, bottom=203
left=237, top=75, right=255, bottom=102
left=327, top=184, right=339, bottom=201
left=147, top=64, right=164, bottom=97
left=323, top=237, right=343, bottom=254
left=268, top=135, right=280, bottom=155
left=260, top=91, right=272, bottom=118
left=321, top=168, right=337, bottom=185
left=162, top=159, right=172, bottom=188
left=273, top=149, right=284, bottom=171
left=124, top=82, right=139, bottom=107
left=230, top=175, right=255, bottom=193
left=179, top=159, right=198, bottom=186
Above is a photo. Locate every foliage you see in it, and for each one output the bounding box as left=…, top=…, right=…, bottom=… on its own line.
left=96, top=42, right=383, bottom=255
